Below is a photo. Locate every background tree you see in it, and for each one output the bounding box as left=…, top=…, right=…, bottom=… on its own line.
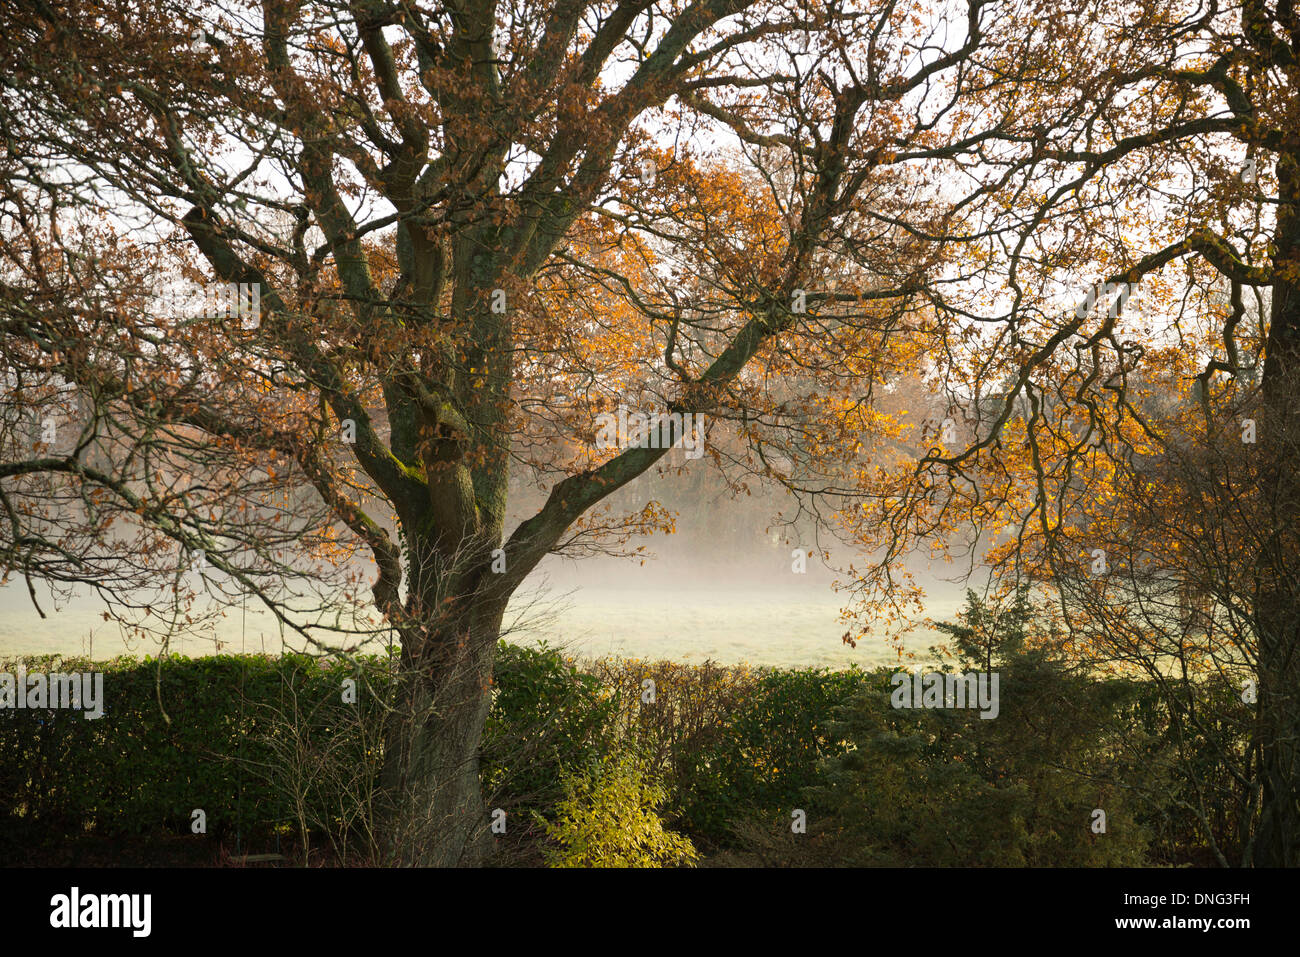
left=835, top=0, right=1300, bottom=865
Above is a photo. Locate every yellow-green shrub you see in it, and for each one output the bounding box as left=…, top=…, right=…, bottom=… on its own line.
left=538, top=753, right=698, bottom=868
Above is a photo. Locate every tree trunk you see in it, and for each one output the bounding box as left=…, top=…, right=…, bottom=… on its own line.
left=378, top=593, right=505, bottom=867
left=1251, top=148, right=1300, bottom=867
left=1254, top=592, right=1300, bottom=866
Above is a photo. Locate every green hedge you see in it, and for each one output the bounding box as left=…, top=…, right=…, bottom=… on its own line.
left=1, top=646, right=868, bottom=850
left=0, top=637, right=1246, bottom=865
left=0, top=653, right=387, bottom=839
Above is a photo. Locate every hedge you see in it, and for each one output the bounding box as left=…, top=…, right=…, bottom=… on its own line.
left=1, top=645, right=868, bottom=851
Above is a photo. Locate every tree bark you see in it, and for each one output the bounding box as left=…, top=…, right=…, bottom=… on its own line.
left=1251, top=146, right=1300, bottom=867
left=378, top=582, right=506, bottom=867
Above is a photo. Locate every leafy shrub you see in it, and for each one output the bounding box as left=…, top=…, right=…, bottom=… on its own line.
left=537, top=752, right=697, bottom=868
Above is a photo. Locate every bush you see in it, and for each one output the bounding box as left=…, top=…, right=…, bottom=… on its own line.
left=795, top=590, right=1158, bottom=866
left=537, top=752, right=697, bottom=868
